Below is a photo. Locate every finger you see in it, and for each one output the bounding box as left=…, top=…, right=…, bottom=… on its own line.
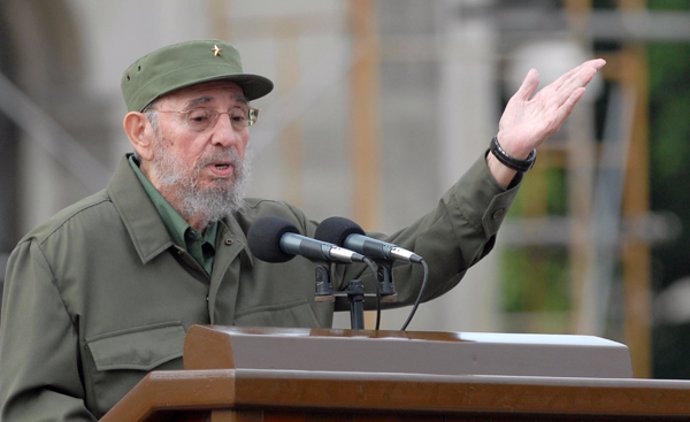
left=553, top=59, right=605, bottom=93
left=586, top=58, right=607, bottom=70
left=550, top=67, right=586, bottom=95
left=548, top=63, right=586, bottom=93
left=544, top=69, right=591, bottom=111
left=564, top=86, right=587, bottom=111
left=513, top=68, right=540, bottom=101
left=551, top=86, right=587, bottom=129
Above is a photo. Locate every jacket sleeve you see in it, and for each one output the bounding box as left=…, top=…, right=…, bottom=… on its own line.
left=0, top=239, right=97, bottom=421
left=333, top=154, right=520, bottom=307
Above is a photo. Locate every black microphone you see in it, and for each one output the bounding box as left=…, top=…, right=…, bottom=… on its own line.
left=315, top=216, right=424, bottom=263
left=247, top=217, right=367, bottom=263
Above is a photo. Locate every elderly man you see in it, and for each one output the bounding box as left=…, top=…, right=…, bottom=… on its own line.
left=0, top=39, right=604, bottom=419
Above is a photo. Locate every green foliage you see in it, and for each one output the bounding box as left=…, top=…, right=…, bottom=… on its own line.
left=500, top=247, right=571, bottom=313
left=648, top=41, right=690, bottom=287
left=650, top=39, right=690, bottom=377
left=507, top=167, right=569, bottom=217
left=649, top=43, right=690, bottom=184
left=648, top=0, right=690, bottom=11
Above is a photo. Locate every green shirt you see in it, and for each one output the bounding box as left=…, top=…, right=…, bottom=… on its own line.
left=128, top=156, right=217, bottom=274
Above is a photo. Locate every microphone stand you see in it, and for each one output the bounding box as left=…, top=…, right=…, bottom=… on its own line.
left=312, top=258, right=392, bottom=330
left=313, top=261, right=334, bottom=302
left=345, top=261, right=397, bottom=330
left=311, top=261, right=365, bottom=329
left=347, top=259, right=398, bottom=329
left=346, top=279, right=365, bottom=329
left=375, top=260, right=397, bottom=302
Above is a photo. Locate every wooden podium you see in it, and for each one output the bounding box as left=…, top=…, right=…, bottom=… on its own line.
left=100, top=325, right=690, bottom=421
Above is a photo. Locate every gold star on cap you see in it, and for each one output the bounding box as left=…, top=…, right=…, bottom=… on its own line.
left=211, top=44, right=222, bottom=57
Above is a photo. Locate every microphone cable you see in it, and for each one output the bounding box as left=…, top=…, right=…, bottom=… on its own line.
left=400, top=258, right=429, bottom=331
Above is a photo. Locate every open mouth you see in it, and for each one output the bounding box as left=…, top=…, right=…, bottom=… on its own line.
left=207, top=161, right=234, bottom=177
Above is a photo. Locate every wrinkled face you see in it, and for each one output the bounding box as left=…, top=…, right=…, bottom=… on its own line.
left=144, top=81, right=253, bottom=223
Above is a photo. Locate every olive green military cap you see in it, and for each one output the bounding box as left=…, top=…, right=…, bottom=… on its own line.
left=121, top=39, right=274, bottom=112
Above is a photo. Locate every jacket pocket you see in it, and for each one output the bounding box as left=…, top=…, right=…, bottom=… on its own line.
left=87, top=321, right=185, bottom=371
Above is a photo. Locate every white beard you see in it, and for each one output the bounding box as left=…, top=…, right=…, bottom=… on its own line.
left=149, top=139, right=252, bottom=227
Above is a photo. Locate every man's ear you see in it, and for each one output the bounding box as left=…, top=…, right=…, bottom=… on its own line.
left=123, top=111, right=155, bottom=161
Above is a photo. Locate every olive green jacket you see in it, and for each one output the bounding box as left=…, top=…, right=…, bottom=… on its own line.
left=0, top=154, right=518, bottom=420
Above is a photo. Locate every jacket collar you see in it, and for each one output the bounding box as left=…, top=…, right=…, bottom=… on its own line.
left=107, top=154, right=253, bottom=266
left=107, top=155, right=174, bottom=264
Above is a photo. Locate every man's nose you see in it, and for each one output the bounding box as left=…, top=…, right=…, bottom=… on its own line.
left=210, top=114, right=243, bottom=147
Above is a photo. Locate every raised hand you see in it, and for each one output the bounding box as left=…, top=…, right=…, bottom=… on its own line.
left=488, top=58, right=606, bottom=187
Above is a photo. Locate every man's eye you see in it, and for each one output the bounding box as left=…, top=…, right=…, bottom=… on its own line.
left=188, top=110, right=212, bottom=123
left=230, top=110, right=248, bottom=123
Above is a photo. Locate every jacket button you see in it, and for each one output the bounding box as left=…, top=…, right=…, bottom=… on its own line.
left=492, top=209, right=506, bottom=220
left=224, top=238, right=233, bottom=246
